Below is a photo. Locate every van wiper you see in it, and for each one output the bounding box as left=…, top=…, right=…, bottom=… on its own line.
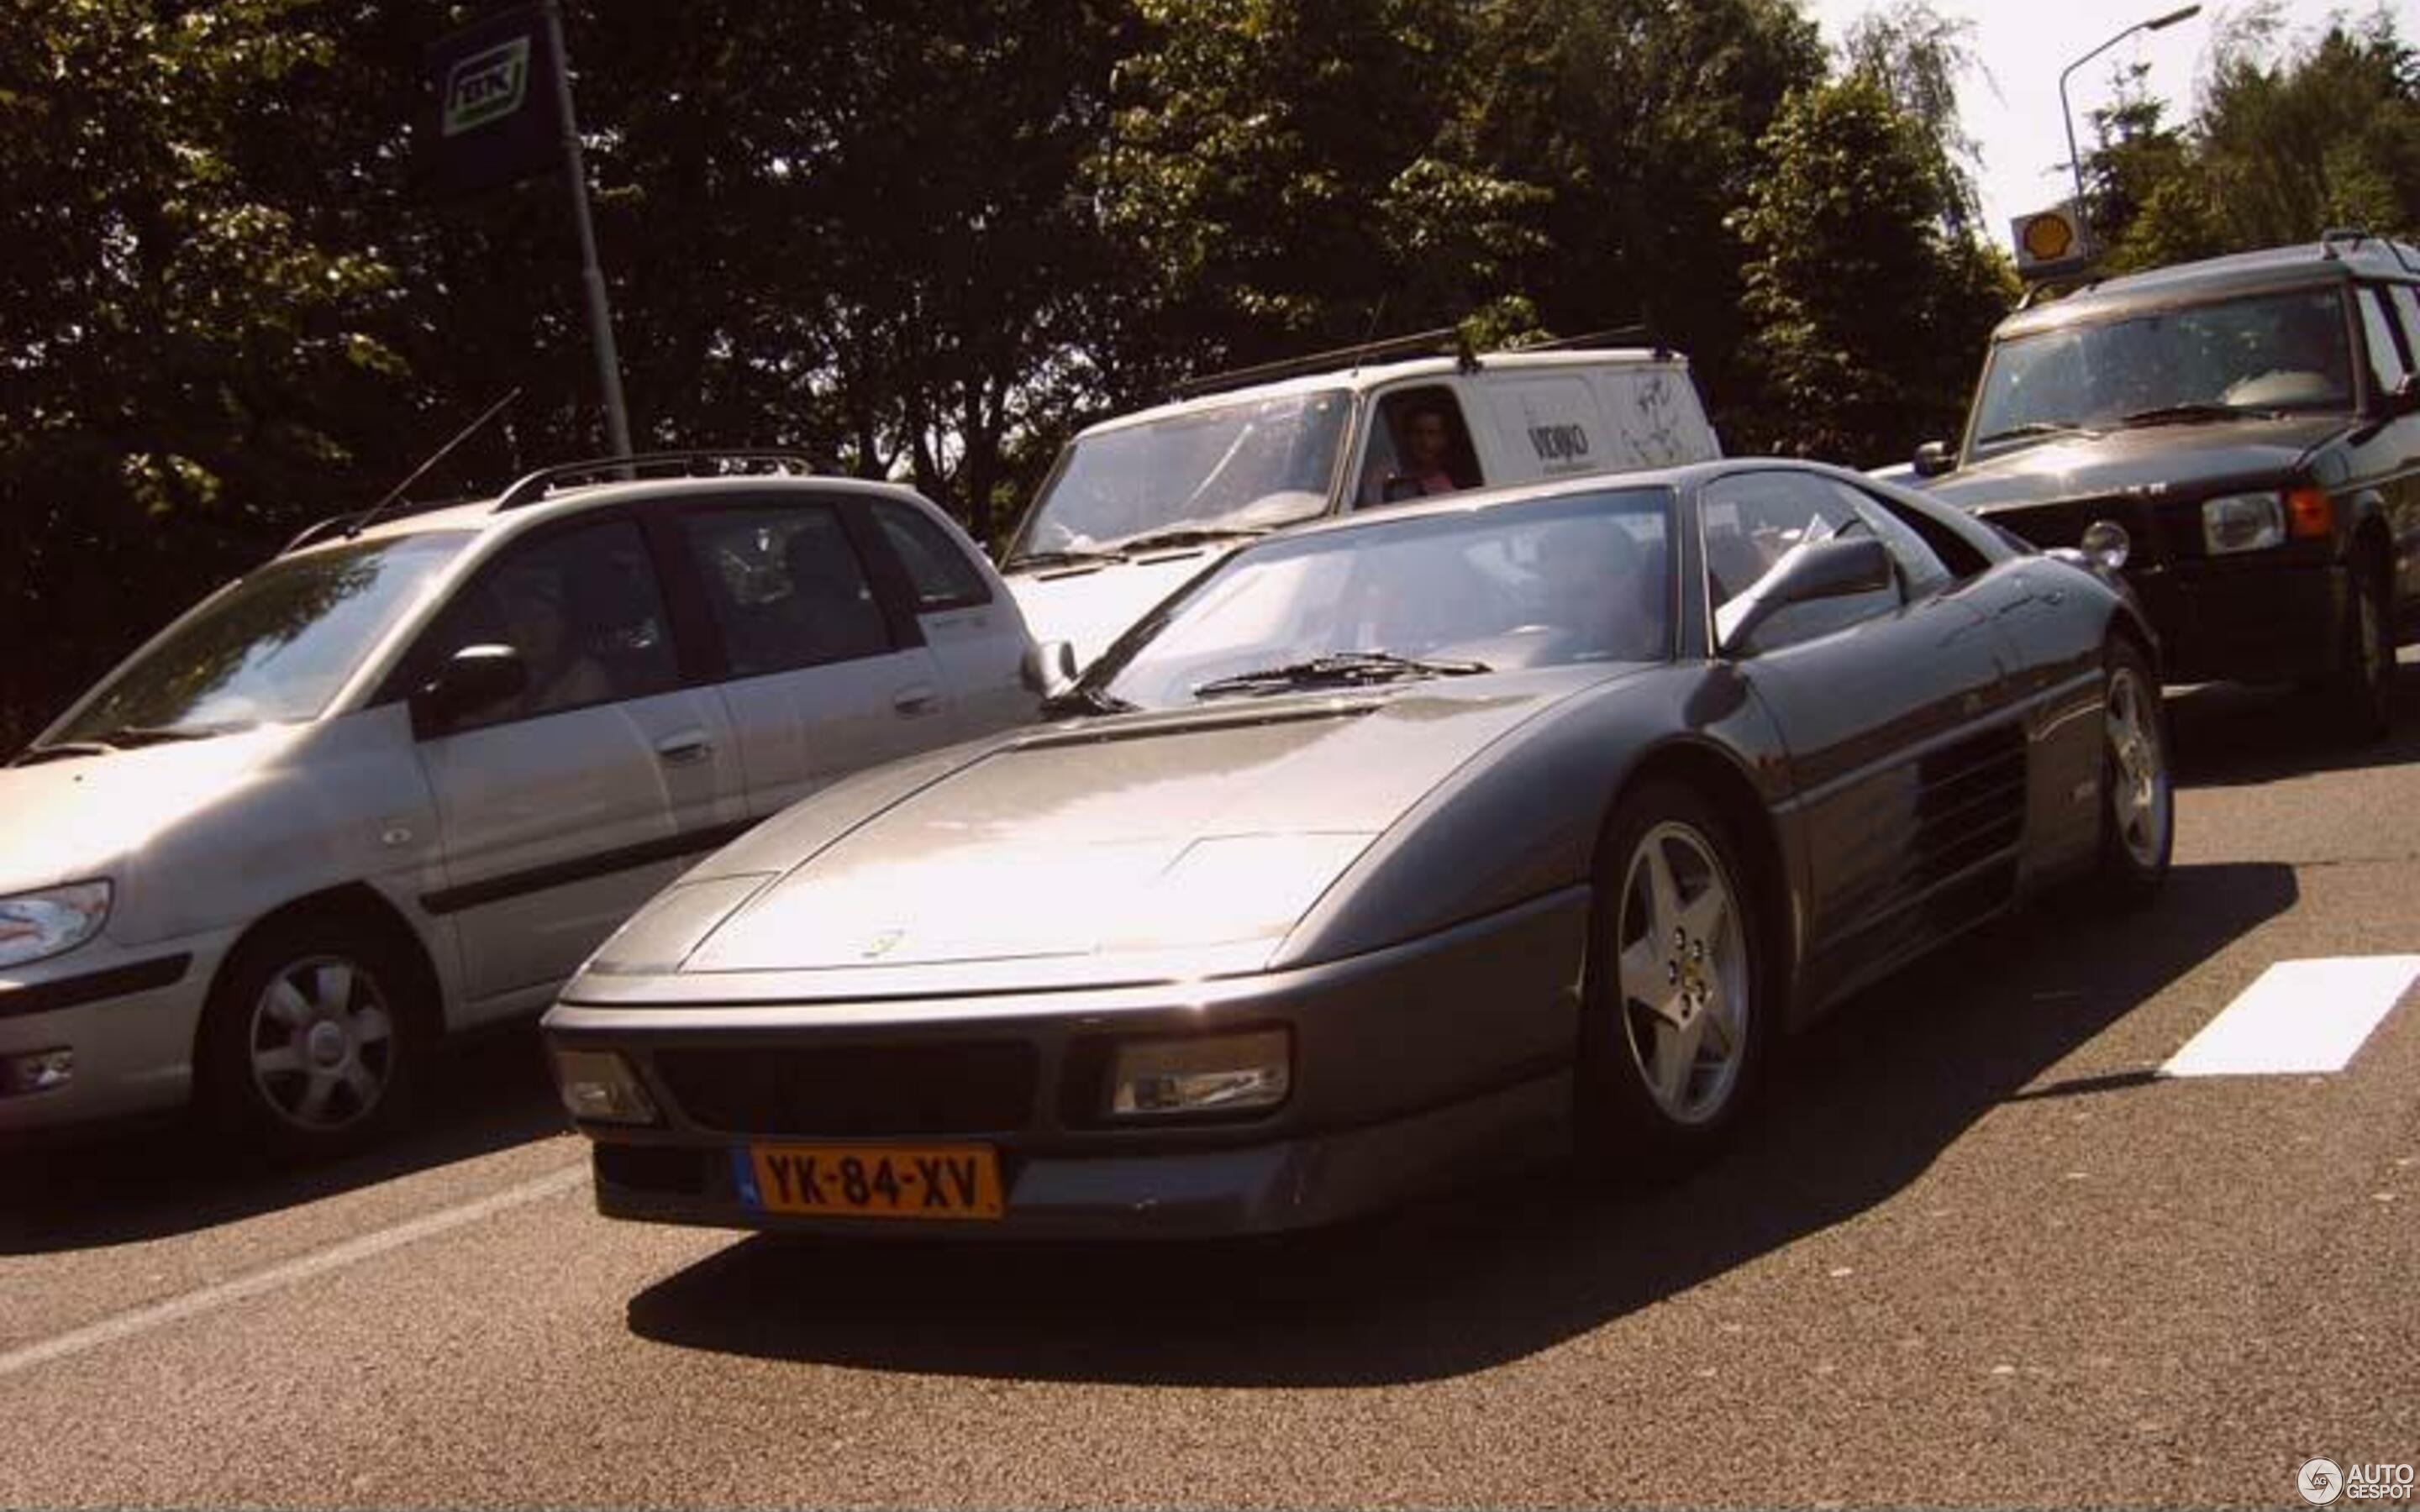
left=12, top=741, right=116, bottom=765
left=1003, top=547, right=1128, bottom=571
left=1973, top=419, right=2102, bottom=446
left=1104, top=524, right=1272, bottom=555
left=1192, top=650, right=1490, bottom=700
left=2118, top=402, right=2279, bottom=428
left=99, top=723, right=236, bottom=747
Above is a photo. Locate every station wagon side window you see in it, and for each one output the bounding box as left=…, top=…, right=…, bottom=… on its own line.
left=870, top=501, right=992, bottom=612
left=677, top=504, right=895, bottom=677
left=2357, top=287, right=2411, bottom=403
left=1357, top=386, right=1481, bottom=507
left=1702, top=472, right=1903, bottom=654
left=408, top=517, right=679, bottom=730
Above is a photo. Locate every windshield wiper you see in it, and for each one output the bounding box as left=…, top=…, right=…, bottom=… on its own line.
left=98, top=723, right=237, bottom=748
left=1102, top=524, right=1273, bottom=555
left=1192, top=651, right=1491, bottom=701
left=1974, top=420, right=2102, bottom=447
left=1039, top=685, right=1139, bottom=717
left=2118, top=402, right=2279, bottom=428
left=1003, top=547, right=1128, bottom=571
left=12, top=741, right=117, bottom=765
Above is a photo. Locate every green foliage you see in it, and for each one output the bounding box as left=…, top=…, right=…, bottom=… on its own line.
left=1733, top=76, right=2015, bottom=465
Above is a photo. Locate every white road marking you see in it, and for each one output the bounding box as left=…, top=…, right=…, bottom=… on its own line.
left=0, top=1161, right=589, bottom=1381
left=2160, top=956, right=2420, bottom=1078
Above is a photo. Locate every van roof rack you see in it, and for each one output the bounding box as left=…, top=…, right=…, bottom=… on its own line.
left=492, top=449, right=818, bottom=512
left=1506, top=323, right=1668, bottom=360
left=1168, top=328, right=1468, bottom=402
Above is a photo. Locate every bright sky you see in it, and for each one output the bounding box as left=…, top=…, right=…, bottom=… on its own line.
left=1801, top=0, right=2401, bottom=243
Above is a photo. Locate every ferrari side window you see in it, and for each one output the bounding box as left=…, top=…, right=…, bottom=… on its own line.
left=1702, top=472, right=1903, bottom=653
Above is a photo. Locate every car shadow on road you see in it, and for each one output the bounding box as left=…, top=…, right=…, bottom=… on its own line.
left=623, top=858, right=2296, bottom=1387
left=2167, top=651, right=2420, bottom=789
left=0, top=1026, right=569, bottom=1254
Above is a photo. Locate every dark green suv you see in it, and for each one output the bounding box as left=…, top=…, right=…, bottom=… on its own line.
left=1913, top=234, right=2419, bottom=737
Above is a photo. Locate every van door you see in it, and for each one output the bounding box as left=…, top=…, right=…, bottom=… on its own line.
left=1475, top=372, right=1612, bottom=487
left=1588, top=363, right=1723, bottom=468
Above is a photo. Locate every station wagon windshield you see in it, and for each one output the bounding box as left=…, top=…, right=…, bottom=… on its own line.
left=48, top=532, right=469, bottom=748
left=1008, top=389, right=1349, bottom=564
left=1086, top=487, right=1674, bottom=711
left=1968, top=287, right=2354, bottom=457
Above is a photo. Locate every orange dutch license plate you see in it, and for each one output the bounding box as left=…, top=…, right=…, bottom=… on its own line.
left=739, top=1143, right=1005, bottom=1221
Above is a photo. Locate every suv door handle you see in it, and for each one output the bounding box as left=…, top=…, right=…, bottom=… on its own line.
left=892, top=685, right=940, bottom=717
left=655, top=732, right=714, bottom=766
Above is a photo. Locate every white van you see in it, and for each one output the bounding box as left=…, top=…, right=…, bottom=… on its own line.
left=1002, top=344, right=1722, bottom=665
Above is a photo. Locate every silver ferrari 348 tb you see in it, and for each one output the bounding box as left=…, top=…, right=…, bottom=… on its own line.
left=544, top=459, right=2172, bottom=1238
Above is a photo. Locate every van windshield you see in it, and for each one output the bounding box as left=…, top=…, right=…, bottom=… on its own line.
left=46, top=532, right=468, bottom=748
left=1007, top=389, right=1349, bottom=565
left=1968, top=286, right=2354, bottom=458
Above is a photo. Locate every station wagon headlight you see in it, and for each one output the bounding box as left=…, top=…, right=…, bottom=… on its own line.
left=2202, top=492, right=2285, bottom=554
left=1110, top=1028, right=1291, bottom=1119
left=0, top=882, right=113, bottom=969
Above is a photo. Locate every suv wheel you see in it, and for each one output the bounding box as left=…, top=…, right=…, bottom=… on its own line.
left=2334, top=554, right=2395, bottom=741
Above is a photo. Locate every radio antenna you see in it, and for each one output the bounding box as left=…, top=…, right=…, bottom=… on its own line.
left=346, top=387, right=523, bottom=538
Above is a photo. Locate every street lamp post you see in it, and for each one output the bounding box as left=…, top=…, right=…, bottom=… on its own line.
left=2060, top=5, right=2202, bottom=229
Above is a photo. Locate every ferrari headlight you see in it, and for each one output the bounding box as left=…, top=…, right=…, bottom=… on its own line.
left=550, top=1047, right=660, bottom=1126
left=0, top=882, right=113, bottom=969
left=2203, top=492, right=2285, bottom=555
left=1110, top=1029, right=1291, bottom=1118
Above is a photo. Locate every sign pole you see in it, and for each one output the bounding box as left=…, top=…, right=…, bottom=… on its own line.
left=539, top=0, right=633, bottom=460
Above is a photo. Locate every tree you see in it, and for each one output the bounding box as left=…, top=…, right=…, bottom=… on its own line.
left=1731, top=76, right=2014, bottom=465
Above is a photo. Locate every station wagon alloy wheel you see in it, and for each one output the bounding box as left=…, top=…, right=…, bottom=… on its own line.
left=1614, top=820, right=1750, bottom=1127
left=247, top=954, right=397, bottom=1132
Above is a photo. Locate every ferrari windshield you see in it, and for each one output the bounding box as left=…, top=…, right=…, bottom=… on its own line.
left=1968, top=286, right=2353, bottom=458
left=1088, top=487, right=1673, bottom=711
left=1007, top=389, right=1349, bottom=564
left=46, top=532, right=468, bottom=747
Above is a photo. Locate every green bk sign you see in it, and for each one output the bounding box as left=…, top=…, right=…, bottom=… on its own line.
left=418, top=5, right=560, bottom=199
left=444, top=35, right=531, bottom=136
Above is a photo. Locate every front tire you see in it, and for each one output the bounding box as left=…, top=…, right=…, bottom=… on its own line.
left=2092, top=638, right=2173, bottom=906
left=2333, top=554, right=2395, bottom=742
left=1576, top=781, right=1769, bottom=1180
left=197, top=913, right=423, bottom=1160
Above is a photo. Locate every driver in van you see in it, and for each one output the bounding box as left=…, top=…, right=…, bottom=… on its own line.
left=1363, top=399, right=1469, bottom=506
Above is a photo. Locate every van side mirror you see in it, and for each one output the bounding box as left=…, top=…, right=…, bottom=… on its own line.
left=1912, top=440, right=1955, bottom=478
left=1716, top=536, right=1896, bottom=655
left=409, top=643, right=527, bottom=738
left=1020, top=639, right=1079, bottom=699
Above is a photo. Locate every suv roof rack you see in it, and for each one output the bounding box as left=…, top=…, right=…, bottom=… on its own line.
left=492, top=449, right=819, bottom=512
left=2323, top=227, right=2420, bottom=275
left=1169, top=328, right=1470, bottom=402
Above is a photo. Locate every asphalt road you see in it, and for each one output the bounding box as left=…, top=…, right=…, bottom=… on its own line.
left=3, top=669, right=2416, bottom=1509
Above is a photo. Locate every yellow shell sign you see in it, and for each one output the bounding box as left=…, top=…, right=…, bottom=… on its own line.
left=2011, top=205, right=2093, bottom=276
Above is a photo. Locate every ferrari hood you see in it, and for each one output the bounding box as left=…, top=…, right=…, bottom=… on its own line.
left=1926, top=413, right=2345, bottom=512
left=677, top=671, right=1601, bottom=974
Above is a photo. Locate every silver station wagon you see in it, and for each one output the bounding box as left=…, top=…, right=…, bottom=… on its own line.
left=0, top=454, right=1037, bottom=1156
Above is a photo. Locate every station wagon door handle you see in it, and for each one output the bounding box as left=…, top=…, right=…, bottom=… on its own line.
left=655, top=732, right=715, bottom=766
left=892, top=685, right=940, bottom=717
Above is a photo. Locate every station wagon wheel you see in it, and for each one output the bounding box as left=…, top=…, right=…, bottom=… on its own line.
left=198, top=915, right=423, bottom=1159
left=1578, top=780, right=1770, bottom=1178
left=2091, top=638, right=2173, bottom=904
